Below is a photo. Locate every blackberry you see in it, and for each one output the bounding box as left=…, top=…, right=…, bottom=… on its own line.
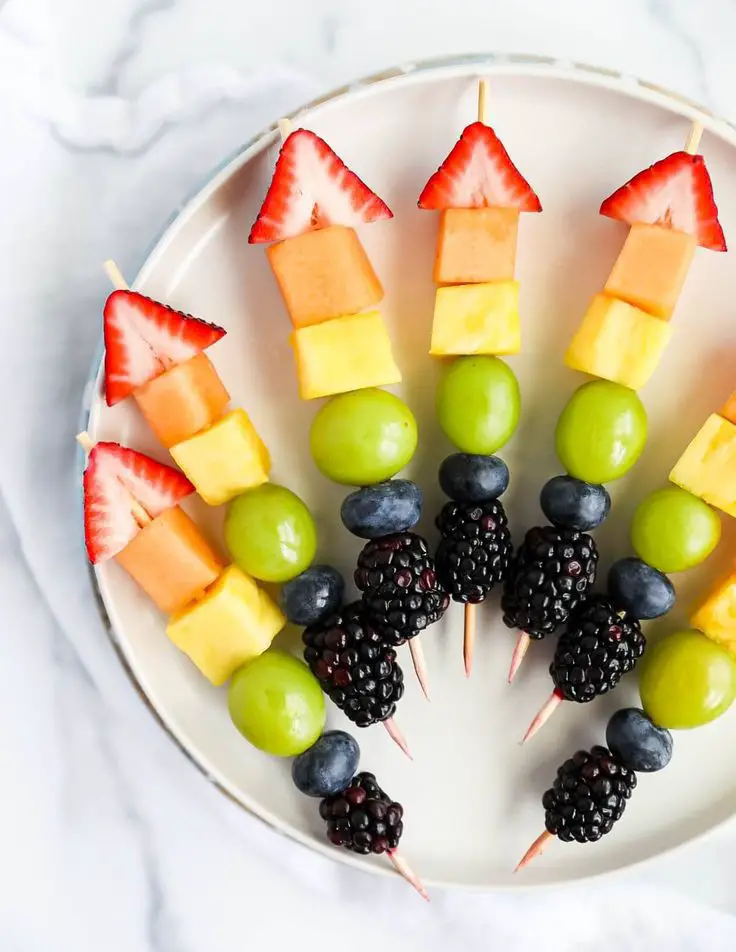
left=435, top=499, right=513, bottom=603
left=551, top=596, right=645, bottom=702
left=355, top=532, right=449, bottom=645
left=501, top=525, right=598, bottom=638
left=302, top=602, right=404, bottom=728
left=542, top=745, right=637, bottom=843
left=319, top=771, right=404, bottom=854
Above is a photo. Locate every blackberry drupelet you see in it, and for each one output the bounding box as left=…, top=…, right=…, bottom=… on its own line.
left=543, top=745, right=637, bottom=843
left=435, top=499, right=513, bottom=603
left=501, top=525, right=598, bottom=638
left=551, top=596, right=646, bottom=702
left=355, top=532, right=449, bottom=645
left=319, top=771, right=404, bottom=854
left=302, top=602, right=404, bottom=728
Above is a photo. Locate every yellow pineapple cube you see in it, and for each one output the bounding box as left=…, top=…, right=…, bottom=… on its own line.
left=691, top=571, right=736, bottom=657
left=166, top=565, right=285, bottom=685
left=170, top=408, right=270, bottom=506
left=669, top=414, right=736, bottom=518
left=430, top=281, right=520, bottom=356
left=565, top=294, right=671, bottom=390
left=292, top=311, right=401, bottom=400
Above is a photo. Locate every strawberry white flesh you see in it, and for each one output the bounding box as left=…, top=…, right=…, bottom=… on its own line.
left=83, top=442, right=194, bottom=564
left=600, top=151, right=726, bottom=252
left=104, top=291, right=226, bottom=406
left=419, top=122, right=542, bottom=212
left=249, top=129, right=392, bottom=243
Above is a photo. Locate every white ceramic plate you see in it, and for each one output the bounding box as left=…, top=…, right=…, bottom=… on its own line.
left=84, top=54, right=736, bottom=890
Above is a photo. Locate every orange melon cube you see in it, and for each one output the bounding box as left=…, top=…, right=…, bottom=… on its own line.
left=720, top=389, right=736, bottom=426
left=267, top=225, right=383, bottom=328
left=434, top=207, right=519, bottom=285
left=133, top=353, right=230, bottom=448
left=115, top=506, right=223, bottom=614
left=604, top=223, right=696, bottom=320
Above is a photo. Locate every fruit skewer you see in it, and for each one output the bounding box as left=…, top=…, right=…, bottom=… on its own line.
left=250, top=121, right=447, bottom=699
left=521, top=395, right=724, bottom=743
left=95, top=263, right=413, bottom=755
left=516, top=559, right=736, bottom=871
left=419, top=78, right=541, bottom=675
left=504, top=120, right=726, bottom=682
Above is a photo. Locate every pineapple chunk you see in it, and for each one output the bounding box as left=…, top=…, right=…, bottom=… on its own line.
left=565, top=294, right=671, bottom=390
left=430, top=281, right=520, bottom=356
left=170, top=408, right=270, bottom=506
left=166, top=565, right=285, bottom=685
left=292, top=311, right=401, bottom=400
left=691, top=571, right=736, bottom=657
left=670, top=414, right=736, bottom=518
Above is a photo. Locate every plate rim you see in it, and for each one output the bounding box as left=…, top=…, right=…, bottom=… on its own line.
left=80, top=51, right=736, bottom=893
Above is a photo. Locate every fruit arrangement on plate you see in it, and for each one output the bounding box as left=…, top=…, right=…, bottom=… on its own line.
left=81, top=78, right=736, bottom=893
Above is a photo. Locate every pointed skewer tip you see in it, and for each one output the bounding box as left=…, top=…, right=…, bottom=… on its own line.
left=383, top=717, right=413, bottom=760
left=521, top=691, right=564, bottom=745
left=408, top=638, right=431, bottom=702
left=508, top=631, right=531, bottom=684
left=463, top=602, right=476, bottom=679
left=388, top=849, right=429, bottom=900
left=515, top=830, right=554, bottom=872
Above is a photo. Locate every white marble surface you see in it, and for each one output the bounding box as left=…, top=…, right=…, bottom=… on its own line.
left=4, top=0, right=736, bottom=949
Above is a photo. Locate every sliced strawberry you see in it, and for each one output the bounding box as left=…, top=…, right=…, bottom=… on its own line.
left=600, top=151, right=726, bottom=252
left=83, top=442, right=194, bottom=564
left=418, top=122, right=542, bottom=212
left=104, top=290, right=226, bottom=406
left=248, top=128, right=393, bottom=243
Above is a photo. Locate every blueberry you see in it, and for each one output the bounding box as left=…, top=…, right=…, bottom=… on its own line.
left=341, top=480, right=422, bottom=539
left=438, top=453, right=509, bottom=502
left=608, top=558, right=675, bottom=620
left=606, top=708, right=673, bottom=772
left=540, top=475, right=610, bottom=530
left=291, top=730, right=360, bottom=797
left=280, top=565, right=344, bottom=626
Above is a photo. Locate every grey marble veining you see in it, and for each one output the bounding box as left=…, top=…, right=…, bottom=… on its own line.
left=3, top=0, right=736, bottom=949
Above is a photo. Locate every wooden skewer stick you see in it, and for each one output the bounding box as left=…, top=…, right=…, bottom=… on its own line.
left=508, top=631, right=531, bottom=683
left=76, top=431, right=152, bottom=527
left=104, top=259, right=129, bottom=291
left=387, top=849, right=429, bottom=900
left=684, top=120, right=704, bottom=156
left=463, top=604, right=476, bottom=678
left=278, top=118, right=294, bottom=144
left=521, top=690, right=564, bottom=744
left=477, top=78, right=488, bottom=124
left=408, top=638, right=431, bottom=701
left=383, top=717, right=412, bottom=760
left=515, top=830, right=554, bottom=872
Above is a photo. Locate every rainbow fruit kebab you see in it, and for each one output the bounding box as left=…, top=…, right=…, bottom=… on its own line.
left=419, top=79, right=541, bottom=674
left=95, top=262, right=413, bottom=756
left=504, top=120, right=726, bottom=683
left=250, top=121, right=448, bottom=700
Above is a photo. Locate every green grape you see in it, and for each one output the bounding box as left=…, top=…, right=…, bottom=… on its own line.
left=228, top=650, right=325, bottom=756
left=639, top=629, right=736, bottom=729
left=310, top=389, right=417, bottom=485
left=555, top=380, right=647, bottom=483
left=631, top=487, right=721, bottom=573
left=225, top=484, right=317, bottom=583
left=436, top=356, right=520, bottom=454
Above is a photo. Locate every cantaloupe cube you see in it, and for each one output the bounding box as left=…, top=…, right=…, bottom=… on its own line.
left=434, top=208, right=518, bottom=285
left=134, top=353, right=230, bottom=448
left=292, top=311, right=401, bottom=400
left=691, top=570, right=736, bottom=657
left=170, top=408, right=270, bottom=506
left=115, top=506, right=223, bottom=614
left=565, top=294, right=671, bottom=390
left=430, top=281, right=520, bottom=356
left=267, top=225, right=383, bottom=329
left=720, top=389, right=736, bottom=426
left=604, top=223, right=696, bottom=320
left=670, top=414, right=736, bottom=518
left=166, top=565, right=284, bottom=684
